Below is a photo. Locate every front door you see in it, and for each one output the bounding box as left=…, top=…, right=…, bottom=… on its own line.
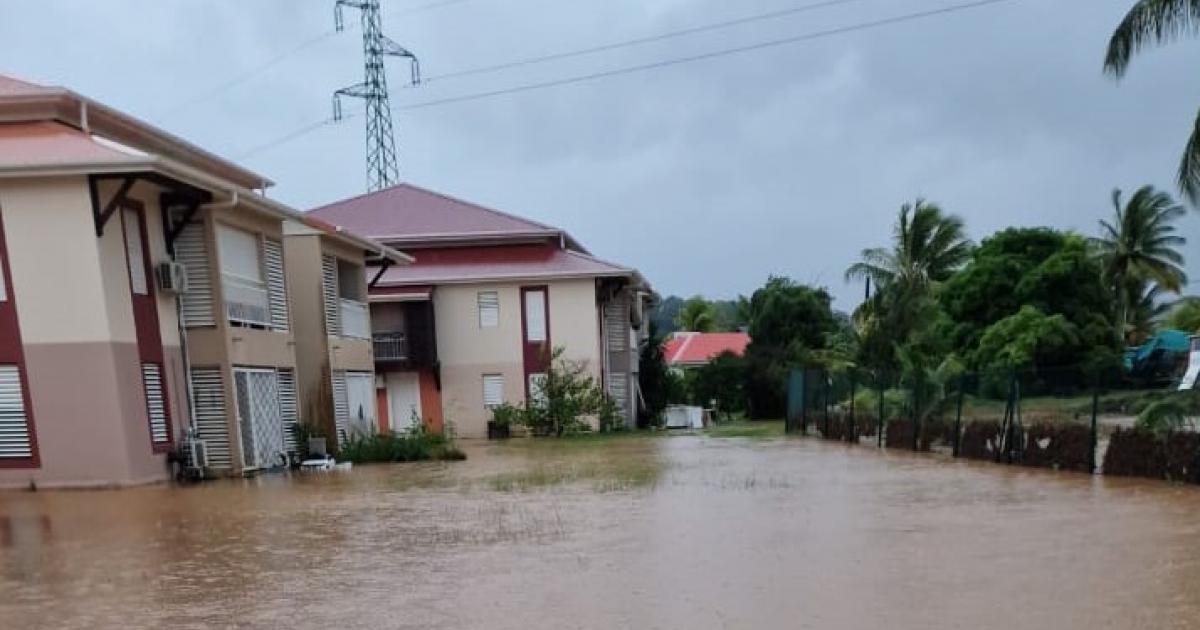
left=233, top=368, right=284, bottom=470
left=387, top=372, right=422, bottom=432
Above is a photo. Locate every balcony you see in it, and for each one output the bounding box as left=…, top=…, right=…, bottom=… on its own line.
left=339, top=298, right=370, bottom=339
left=373, top=332, right=409, bottom=362
left=223, top=273, right=270, bottom=327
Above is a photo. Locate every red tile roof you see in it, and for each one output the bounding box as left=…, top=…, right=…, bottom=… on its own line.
left=0, top=120, right=149, bottom=170
left=309, top=183, right=565, bottom=245
left=663, top=332, right=751, bottom=366
left=372, top=244, right=632, bottom=287
left=0, top=74, right=57, bottom=97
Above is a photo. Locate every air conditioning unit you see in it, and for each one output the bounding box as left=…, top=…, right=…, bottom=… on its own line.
left=156, top=261, right=188, bottom=294
left=185, top=437, right=209, bottom=470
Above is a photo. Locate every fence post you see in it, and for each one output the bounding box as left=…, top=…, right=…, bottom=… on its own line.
left=823, top=371, right=830, bottom=436
left=849, top=371, right=857, bottom=443
left=1089, top=388, right=1099, bottom=474
left=912, top=382, right=921, bottom=451
left=953, top=375, right=964, bottom=458
left=877, top=374, right=885, bottom=448
left=799, top=369, right=808, bottom=435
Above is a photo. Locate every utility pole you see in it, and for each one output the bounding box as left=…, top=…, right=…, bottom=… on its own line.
left=333, top=0, right=420, bottom=192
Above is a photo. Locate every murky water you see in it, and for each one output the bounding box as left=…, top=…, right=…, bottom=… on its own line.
left=3, top=434, right=1200, bottom=629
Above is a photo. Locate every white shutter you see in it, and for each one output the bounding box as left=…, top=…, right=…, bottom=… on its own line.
left=605, top=297, right=628, bottom=352
left=277, top=368, right=298, bottom=453
left=608, top=372, right=628, bottom=417
left=122, top=208, right=148, bottom=295
left=322, top=255, right=340, bottom=336
left=141, top=363, right=169, bottom=445
left=0, top=365, right=32, bottom=459
left=478, top=291, right=499, bottom=328
left=482, top=374, right=504, bottom=408
left=217, top=225, right=262, bottom=280
left=331, top=370, right=349, bottom=445
left=524, top=289, right=547, bottom=342
left=190, top=367, right=231, bottom=469
left=263, top=238, right=289, bottom=331
left=175, top=221, right=215, bottom=326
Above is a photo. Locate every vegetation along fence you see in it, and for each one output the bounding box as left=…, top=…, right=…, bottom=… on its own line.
left=784, top=364, right=1200, bottom=484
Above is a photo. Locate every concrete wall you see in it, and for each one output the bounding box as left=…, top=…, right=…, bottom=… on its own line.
left=0, top=177, right=187, bottom=488
left=434, top=278, right=601, bottom=437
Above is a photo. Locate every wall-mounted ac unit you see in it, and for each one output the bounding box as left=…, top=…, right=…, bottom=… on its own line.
left=185, top=438, right=209, bottom=470
left=156, top=261, right=188, bottom=294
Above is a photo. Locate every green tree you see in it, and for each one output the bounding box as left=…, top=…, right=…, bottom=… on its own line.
left=1106, top=2, right=1200, bottom=203
left=1165, top=297, right=1200, bottom=333
left=638, top=322, right=683, bottom=427
left=686, top=351, right=746, bottom=419
left=674, top=296, right=718, bottom=332
left=742, top=277, right=837, bottom=418
left=939, top=228, right=1117, bottom=364
left=846, top=199, right=972, bottom=370
left=1090, top=186, right=1188, bottom=343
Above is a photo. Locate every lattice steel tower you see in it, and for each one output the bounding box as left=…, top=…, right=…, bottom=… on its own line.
left=333, top=0, right=420, bottom=192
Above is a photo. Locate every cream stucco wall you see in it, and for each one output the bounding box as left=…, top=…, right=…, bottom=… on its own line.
left=433, top=278, right=601, bottom=437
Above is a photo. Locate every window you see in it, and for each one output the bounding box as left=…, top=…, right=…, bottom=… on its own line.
left=217, top=225, right=269, bottom=327
left=478, top=291, right=499, bottom=328
left=482, top=374, right=504, bottom=408
left=524, top=288, right=547, bottom=342
left=335, top=258, right=369, bottom=339
left=0, top=255, right=6, bottom=302
left=141, top=363, right=170, bottom=446
left=0, top=365, right=32, bottom=460
left=122, top=208, right=148, bottom=295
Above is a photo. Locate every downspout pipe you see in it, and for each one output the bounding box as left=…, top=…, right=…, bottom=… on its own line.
left=173, top=190, right=238, bottom=439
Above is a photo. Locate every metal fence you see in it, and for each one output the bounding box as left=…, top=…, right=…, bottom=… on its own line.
left=784, top=364, right=1159, bottom=476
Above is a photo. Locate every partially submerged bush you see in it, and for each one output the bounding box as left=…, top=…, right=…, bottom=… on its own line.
left=491, top=348, right=623, bottom=436
left=885, top=418, right=917, bottom=449
left=1103, top=428, right=1165, bottom=479
left=339, top=423, right=465, bottom=464
left=1021, top=422, right=1091, bottom=472
left=959, top=420, right=1002, bottom=460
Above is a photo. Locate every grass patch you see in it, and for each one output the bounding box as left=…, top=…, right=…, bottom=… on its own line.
left=703, top=419, right=784, bottom=439
left=487, top=459, right=663, bottom=492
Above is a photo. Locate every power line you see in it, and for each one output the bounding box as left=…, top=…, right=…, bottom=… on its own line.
left=160, top=29, right=341, bottom=116
left=159, top=0, right=484, bottom=118
left=425, top=0, right=880, bottom=84
left=236, top=0, right=1019, bottom=160
left=402, top=0, right=1017, bottom=110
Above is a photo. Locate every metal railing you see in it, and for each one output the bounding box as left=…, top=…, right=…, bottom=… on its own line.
left=373, top=331, right=409, bottom=361
left=339, top=298, right=370, bottom=339
left=222, top=273, right=270, bottom=327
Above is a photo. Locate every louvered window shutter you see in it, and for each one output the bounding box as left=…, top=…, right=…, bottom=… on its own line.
left=263, top=238, right=289, bottom=331
left=141, top=363, right=170, bottom=445
left=190, top=367, right=231, bottom=469
left=322, top=255, right=340, bottom=336
left=331, top=370, right=349, bottom=445
left=277, top=368, right=299, bottom=453
left=175, top=221, right=215, bottom=326
left=0, top=365, right=32, bottom=459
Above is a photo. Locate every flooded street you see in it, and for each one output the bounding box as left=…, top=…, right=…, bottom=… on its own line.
left=3, top=433, right=1200, bottom=629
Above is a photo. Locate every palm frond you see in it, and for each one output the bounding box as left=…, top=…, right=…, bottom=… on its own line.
left=1178, top=106, right=1200, bottom=205
left=1105, top=0, right=1200, bottom=77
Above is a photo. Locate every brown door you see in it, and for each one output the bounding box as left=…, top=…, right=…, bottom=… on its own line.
left=519, top=286, right=551, bottom=401
left=120, top=202, right=172, bottom=450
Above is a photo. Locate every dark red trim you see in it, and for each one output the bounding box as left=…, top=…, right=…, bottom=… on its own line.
left=0, top=204, right=40, bottom=469
left=119, top=200, right=173, bottom=452
left=519, top=285, right=551, bottom=400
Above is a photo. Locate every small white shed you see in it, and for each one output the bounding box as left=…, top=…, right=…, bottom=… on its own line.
left=664, top=405, right=705, bottom=429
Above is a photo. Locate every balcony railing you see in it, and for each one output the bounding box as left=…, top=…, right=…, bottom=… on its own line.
left=223, top=273, right=270, bottom=327
left=339, top=298, right=370, bottom=339
left=373, top=332, right=409, bottom=362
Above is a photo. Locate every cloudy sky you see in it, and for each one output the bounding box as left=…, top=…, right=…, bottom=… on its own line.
left=3, top=0, right=1198, bottom=309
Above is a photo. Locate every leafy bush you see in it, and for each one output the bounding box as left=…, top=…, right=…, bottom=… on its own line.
left=494, top=347, right=622, bottom=436
left=338, top=423, right=465, bottom=464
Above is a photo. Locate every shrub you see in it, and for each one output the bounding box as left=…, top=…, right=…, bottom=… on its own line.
left=885, top=418, right=917, bottom=449
left=339, top=423, right=465, bottom=464
left=497, top=347, right=622, bottom=436
left=1164, top=432, right=1200, bottom=483
left=1103, top=428, right=1166, bottom=479
left=1022, top=422, right=1092, bottom=472
left=959, top=420, right=1002, bottom=460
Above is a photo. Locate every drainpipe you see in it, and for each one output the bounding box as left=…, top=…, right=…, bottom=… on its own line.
left=174, top=191, right=240, bottom=437
left=79, top=100, right=89, bottom=132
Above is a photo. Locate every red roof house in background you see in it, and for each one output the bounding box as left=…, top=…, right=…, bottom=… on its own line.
left=663, top=332, right=751, bottom=368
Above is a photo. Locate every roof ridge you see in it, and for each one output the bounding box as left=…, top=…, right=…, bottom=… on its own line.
left=309, top=181, right=561, bottom=236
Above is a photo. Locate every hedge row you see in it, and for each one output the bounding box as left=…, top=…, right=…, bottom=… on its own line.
left=1103, top=428, right=1200, bottom=483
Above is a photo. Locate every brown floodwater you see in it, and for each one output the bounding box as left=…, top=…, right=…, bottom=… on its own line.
left=3, top=434, right=1200, bottom=629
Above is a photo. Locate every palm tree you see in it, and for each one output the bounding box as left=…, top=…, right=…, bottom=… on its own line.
left=845, top=199, right=972, bottom=296
left=845, top=200, right=971, bottom=370
left=1091, top=186, right=1188, bottom=342
left=1106, top=2, right=1200, bottom=204
left=674, top=296, right=717, bottom=332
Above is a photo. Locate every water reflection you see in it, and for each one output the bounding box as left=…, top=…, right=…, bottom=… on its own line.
left=2, top=435, right=1199, bottom=629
